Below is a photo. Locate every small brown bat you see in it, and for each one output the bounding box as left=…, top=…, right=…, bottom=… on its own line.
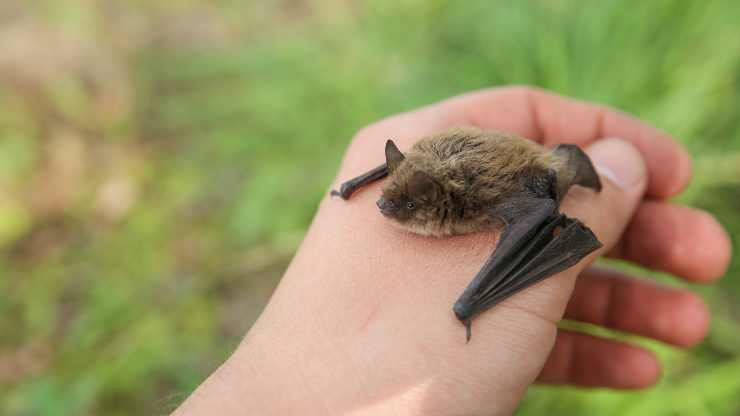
left=331, top=127, right=603, bottom=341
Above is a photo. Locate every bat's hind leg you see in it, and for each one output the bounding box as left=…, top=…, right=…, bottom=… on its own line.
left=552, top=144, right=602, bottom=203
left=330, top=163, right=388, bottom=200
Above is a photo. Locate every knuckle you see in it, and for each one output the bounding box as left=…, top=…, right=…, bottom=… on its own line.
left=496, top=84, right=544, bottom=98
left=500, top=84, right=535, bottom=95
left=465, top=85, right=536, bottom=104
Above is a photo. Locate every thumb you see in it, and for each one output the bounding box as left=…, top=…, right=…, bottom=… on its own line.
left=562, top=137, right=648, bottom=261
left=510, top=138, right=648, bottom=321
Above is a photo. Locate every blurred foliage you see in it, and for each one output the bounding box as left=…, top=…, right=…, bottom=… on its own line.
left=0, top=0, right=738, bottom=414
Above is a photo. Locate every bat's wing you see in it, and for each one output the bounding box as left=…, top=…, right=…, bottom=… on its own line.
left=552, top=144, right=602, bottom=202
left=452, top=197, right=602, bottom=341
left=330, top=163, right=388, bottom=200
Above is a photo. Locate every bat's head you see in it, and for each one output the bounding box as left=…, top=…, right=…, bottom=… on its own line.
left=376, top=140, right=446, bottom=236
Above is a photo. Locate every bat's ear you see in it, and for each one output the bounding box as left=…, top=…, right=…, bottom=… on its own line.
left=408, top=170, right=439, bottom=200
left=385, top=140, right=405, bottom=173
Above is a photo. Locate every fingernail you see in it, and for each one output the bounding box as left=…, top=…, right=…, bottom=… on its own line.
left=587, top=138, right=647, bottom=191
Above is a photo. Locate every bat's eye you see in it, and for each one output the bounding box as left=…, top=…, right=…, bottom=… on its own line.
left=406, top=201, right=416, bottom=210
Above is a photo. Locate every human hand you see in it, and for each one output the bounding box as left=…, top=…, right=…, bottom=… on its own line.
left=175, top=87, right=731, bottom=416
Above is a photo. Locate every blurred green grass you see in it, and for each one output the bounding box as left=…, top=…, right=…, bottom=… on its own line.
left=0, top=0, right=738, bottom=414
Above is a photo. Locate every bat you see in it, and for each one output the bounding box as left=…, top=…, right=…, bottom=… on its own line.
left=331, top=127, right=603, bottom=341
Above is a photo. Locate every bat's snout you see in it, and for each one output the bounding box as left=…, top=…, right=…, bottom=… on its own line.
left=376, top=197, right=398, bottom=217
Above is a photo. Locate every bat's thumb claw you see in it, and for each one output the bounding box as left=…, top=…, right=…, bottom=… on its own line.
left=465, top=320, right=472, bottom=343
left=330, top=188, right=351, bottom=200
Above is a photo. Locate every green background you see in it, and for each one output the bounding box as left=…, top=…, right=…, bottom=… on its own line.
left=0, top=1, right=738, bottom=414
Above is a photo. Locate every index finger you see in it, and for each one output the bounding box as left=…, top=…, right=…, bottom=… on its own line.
left=351, top=86, right=691, bottom=198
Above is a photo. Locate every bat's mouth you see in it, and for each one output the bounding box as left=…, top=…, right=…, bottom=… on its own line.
left=376, top=197, right=398, bottom=217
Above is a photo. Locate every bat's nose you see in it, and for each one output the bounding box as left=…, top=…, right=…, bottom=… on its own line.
left=376, top=197, right=397, bottom=216
left=376, top=197, right=385, bottom=210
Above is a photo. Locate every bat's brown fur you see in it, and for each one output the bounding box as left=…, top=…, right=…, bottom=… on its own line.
left=380, top=127, right=566, bottom=237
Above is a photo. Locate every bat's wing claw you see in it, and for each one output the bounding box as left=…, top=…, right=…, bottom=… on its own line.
left=330, top=185, right=353, bottom=200
left=552, top=144, right=602, bottom=200
left=331, top=163, right=389, bottom=201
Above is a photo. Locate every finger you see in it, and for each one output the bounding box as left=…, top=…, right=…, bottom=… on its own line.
left=565, top=267, right=710, bottom=347
left=348, top=86, right=690, bottom=198
left=537, top=330, right=661, bottom=389
left=521, top=87, right=691, bottom=198
left=608, top=201, right=732, bottom=283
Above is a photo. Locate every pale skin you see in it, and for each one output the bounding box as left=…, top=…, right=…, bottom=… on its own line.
left=174, top=87, right=731, bottom=415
